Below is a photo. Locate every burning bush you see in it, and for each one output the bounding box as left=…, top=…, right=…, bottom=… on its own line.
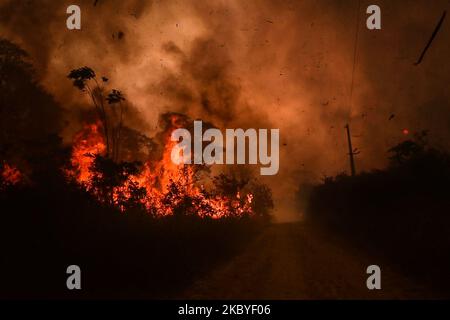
left=66, top=67, right=273, bottom=220
left=0, top=162, right=22, bottom=189
left=65, top=119, right=266, bottom=219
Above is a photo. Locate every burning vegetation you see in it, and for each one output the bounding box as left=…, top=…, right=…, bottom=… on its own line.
left=65, top=67, right=271, bottom=219
left=0, top=38, right=272, bottom=220
left=0, top=162, right=22, bottom=188
left=66, top=118, right=258, bottom=218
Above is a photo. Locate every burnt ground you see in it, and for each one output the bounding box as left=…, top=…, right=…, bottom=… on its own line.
left=180, top=222, right=440, bottom=299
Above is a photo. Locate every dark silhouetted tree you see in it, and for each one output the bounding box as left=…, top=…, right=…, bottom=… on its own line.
left=68, top=67, right=127, bottom=161
left=0, top=38, right=63, bottom=180
left=388, top=130, right=429, bottom=166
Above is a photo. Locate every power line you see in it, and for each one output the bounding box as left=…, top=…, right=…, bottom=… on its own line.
left=348, top=0, right=362, bottom=121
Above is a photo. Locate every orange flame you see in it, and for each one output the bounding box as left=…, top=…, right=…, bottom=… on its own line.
left=66, top=117, right=253, bottom=219
left=66, top=122, right=106, bottom=186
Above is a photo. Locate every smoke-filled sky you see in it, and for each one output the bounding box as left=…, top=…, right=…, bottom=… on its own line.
left=1, top=0, right=450, bottom=221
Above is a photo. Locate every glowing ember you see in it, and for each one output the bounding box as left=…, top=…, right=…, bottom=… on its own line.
left=1, top=163, right=22, bottom=186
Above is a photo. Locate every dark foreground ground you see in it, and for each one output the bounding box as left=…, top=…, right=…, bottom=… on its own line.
left=181, top=222, right=443, bottom=299
left=1, top=216, right=446, bottom=299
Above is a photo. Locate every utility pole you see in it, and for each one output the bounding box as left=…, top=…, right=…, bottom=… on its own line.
left=345, top=124, right=357, bottom=176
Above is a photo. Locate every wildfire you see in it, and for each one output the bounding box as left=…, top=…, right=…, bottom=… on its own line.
left=67, top=117, right=254, bottom=219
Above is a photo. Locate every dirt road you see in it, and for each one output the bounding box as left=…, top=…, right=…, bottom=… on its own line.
left=181, top=223, right=433, bottom=299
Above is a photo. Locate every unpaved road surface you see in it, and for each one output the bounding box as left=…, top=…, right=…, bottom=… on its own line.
left=181, top=223, right=435, bottom=299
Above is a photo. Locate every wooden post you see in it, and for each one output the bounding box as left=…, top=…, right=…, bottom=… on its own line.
left=345, top=124, right=356, bottom=176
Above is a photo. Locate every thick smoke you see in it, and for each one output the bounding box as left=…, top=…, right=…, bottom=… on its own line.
left=1, top=0, right=450, bottom=221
